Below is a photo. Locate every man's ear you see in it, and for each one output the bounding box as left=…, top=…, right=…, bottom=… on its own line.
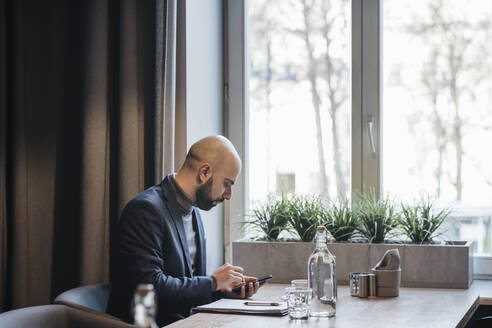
left=197, top=163, right=212, bottom=184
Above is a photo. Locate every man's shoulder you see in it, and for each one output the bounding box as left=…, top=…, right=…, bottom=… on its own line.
left=134, top=184, right=164, bottom=205
left=123, top=182, right=168, bottom=216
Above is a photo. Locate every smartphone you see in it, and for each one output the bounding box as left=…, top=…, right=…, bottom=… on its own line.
left=232, top=275, right=273, bottom=293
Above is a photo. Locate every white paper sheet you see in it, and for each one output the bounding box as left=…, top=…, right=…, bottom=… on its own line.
left=193, top=299, right=288, bottom=316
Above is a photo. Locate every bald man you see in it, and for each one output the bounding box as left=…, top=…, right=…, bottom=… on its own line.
left=107, top=136, right=260, bottom=326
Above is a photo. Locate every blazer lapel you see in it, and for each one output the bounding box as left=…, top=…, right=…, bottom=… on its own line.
left=162, top=177, right=193, bottom=277
left=193, top=209, right=207, bottom=276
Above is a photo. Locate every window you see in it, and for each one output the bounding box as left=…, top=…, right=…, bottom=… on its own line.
left=382, top=0, right=492, bottom=254
left=248, top=0, right=351, bottom=206
left=225, top=0, right=492, bottom=270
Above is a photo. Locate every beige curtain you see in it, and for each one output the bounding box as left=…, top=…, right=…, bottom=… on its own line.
left=162, top=0, right=177, bottom=176
left=0, top=0, right=176, bottom=311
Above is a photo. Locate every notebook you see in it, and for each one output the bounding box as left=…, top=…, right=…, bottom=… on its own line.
left=193, top=299, right=288, bottom=316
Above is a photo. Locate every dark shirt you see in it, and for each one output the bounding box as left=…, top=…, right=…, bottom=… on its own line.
left=169, top=175, right=198, bottom=274
left=169, top=174, right=194, bottom=214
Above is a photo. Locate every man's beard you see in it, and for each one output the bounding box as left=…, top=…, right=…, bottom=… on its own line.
left=195, top=177, right=224, bottom=210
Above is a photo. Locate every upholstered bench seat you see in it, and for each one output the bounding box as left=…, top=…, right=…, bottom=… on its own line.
left=0, top=304, right=132, bottom=328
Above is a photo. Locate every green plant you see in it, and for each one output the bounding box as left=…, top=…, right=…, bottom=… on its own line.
left=287, top=194, right=326, bottom=242
left=355, top=191, right=399, bottom=243
left=245, top=194, right=291, bottom=241
left=325, top=199, right=359, bottom=241
left=399, top=199, right=450, bottom=243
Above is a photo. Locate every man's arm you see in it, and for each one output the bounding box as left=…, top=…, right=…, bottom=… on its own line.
left=117, top=199, right=217, bottom=307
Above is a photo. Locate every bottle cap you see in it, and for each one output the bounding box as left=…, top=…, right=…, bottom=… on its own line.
left=136, top=284, right=154, bottom=296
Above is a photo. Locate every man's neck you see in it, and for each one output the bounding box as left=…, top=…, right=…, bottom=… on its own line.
left=174, top=171, right=197, bottom=203
left=170, top=174, right=195, bottom=214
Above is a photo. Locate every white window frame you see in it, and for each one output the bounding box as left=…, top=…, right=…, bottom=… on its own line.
left=223, top=0, right=250, bottom=262
left=223, top=0, right=492, bottom=278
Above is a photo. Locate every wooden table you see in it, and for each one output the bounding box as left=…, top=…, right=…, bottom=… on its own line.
left=165, top=280, right=492, bottom=328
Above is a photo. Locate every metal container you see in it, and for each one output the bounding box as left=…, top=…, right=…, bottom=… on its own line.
left=368, top=273, right=376, bottom=297
left=358, top=274, right=369, bottom=298
left=349, top=272, right=361, bottom=296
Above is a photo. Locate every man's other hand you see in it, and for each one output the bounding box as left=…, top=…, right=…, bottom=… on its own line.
left=212, top=263, right=244, bottom=292
left=222, top=276, right=261, bottom=299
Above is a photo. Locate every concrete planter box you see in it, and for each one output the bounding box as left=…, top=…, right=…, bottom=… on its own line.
left=232, top=240, right=474, bottom=289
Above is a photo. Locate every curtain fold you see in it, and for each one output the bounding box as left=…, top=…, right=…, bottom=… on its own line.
left=0, top=0, right=176, bottom=311
left=0, top=0, right=8, bottom=312
left=162, top=0, right=177, bottom=176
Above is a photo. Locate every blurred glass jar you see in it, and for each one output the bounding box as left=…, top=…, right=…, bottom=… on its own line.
left=133, top=284, right=158, bottom=328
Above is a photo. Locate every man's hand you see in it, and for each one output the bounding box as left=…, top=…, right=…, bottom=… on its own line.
left=212, top=263, right=244, bottom=292
left=222, top=276, right=261, bottom=299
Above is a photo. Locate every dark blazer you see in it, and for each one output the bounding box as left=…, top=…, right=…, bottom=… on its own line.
left=107, top=175, right=218, bottom=326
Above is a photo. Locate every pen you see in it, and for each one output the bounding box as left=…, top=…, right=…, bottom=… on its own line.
left=244, top=301, right=280, bottom=306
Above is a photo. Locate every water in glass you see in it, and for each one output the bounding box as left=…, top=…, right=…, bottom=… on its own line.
left=285, top=286, right=312, bottom=320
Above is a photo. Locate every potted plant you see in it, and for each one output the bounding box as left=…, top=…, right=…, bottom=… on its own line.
left=287, top=194, right=325, bottom=242
left=354, top=191, right=399, bottom=243
left=325, top=199, right=359, bottom=242
left=242, top=194, right=291, bottom=241
left=398, top=198, right=449, bottom=243
left=232, top=192, right=473, bottom=288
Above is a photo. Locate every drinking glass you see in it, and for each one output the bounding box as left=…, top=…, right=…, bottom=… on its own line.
left=284, top=286, right=312, bottom=320
left=291, top=279, right=308, bottom=288
left=281, top=279, right=308, bottom=302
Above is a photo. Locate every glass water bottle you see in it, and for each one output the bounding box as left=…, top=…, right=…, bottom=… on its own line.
left=133, top=284, right=159, bottom=328
left=308, top=226, right=336, bottom=317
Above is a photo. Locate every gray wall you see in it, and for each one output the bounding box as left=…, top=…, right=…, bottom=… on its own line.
left=176, top=0, right=224, bottom=274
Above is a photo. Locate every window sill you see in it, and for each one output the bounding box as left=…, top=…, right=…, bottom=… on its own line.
left=474, top=255, right=492, bottom=279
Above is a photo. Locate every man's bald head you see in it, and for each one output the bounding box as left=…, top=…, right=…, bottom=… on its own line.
left=175, top=136, right=241, bottom=210
left=182, top=135, right=241, bottom=173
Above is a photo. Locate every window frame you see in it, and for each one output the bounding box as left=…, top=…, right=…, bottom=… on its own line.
left=353, top=0, right=382, bottom=195
left=223, top=0, right=250, bottom=262
left=223, top=0, right=492, bottom=278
